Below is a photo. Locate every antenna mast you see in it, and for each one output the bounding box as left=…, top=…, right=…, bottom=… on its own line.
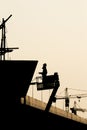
left=0, top=14, right=19, bottom=60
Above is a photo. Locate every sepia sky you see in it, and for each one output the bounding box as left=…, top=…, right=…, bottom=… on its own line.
left=0, top=0, right=87, bottom=118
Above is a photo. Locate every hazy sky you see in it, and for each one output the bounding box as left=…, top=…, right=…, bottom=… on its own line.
left=0, top=0, right=87, bottom=118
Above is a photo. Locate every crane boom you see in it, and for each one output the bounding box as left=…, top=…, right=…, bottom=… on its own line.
left=55, top=88, right=87, bottom=113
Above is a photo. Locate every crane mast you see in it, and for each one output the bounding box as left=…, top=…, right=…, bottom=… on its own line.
left=0, top=14, right=19, bottom=60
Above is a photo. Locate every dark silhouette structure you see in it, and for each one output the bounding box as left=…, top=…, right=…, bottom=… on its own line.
left=45, top=72, right=60, bottom=112
left=0, top=15, right=87, bottom=129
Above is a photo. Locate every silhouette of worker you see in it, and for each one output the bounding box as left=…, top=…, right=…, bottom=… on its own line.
left=39, top=63, right=47, bottom=84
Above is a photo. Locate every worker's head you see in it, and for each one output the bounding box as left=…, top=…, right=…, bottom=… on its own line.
left=43, top=63, right=47, bottom=67
left=42, top=63, right=47, bottom=69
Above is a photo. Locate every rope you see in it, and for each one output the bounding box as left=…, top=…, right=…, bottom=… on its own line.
left=68, top=87, right=87, bottom=92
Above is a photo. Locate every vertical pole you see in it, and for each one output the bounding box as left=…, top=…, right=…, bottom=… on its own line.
left=3, top=18, right=6, bottom=60
left=65, top=88, right=69, bottom=112
left=1, top=22, right=3, bottom=60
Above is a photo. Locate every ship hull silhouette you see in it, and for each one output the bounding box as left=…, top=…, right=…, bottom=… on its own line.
left=1, top=60, right=87, bottom=129
left=1, top=60, right=38, bottom=102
